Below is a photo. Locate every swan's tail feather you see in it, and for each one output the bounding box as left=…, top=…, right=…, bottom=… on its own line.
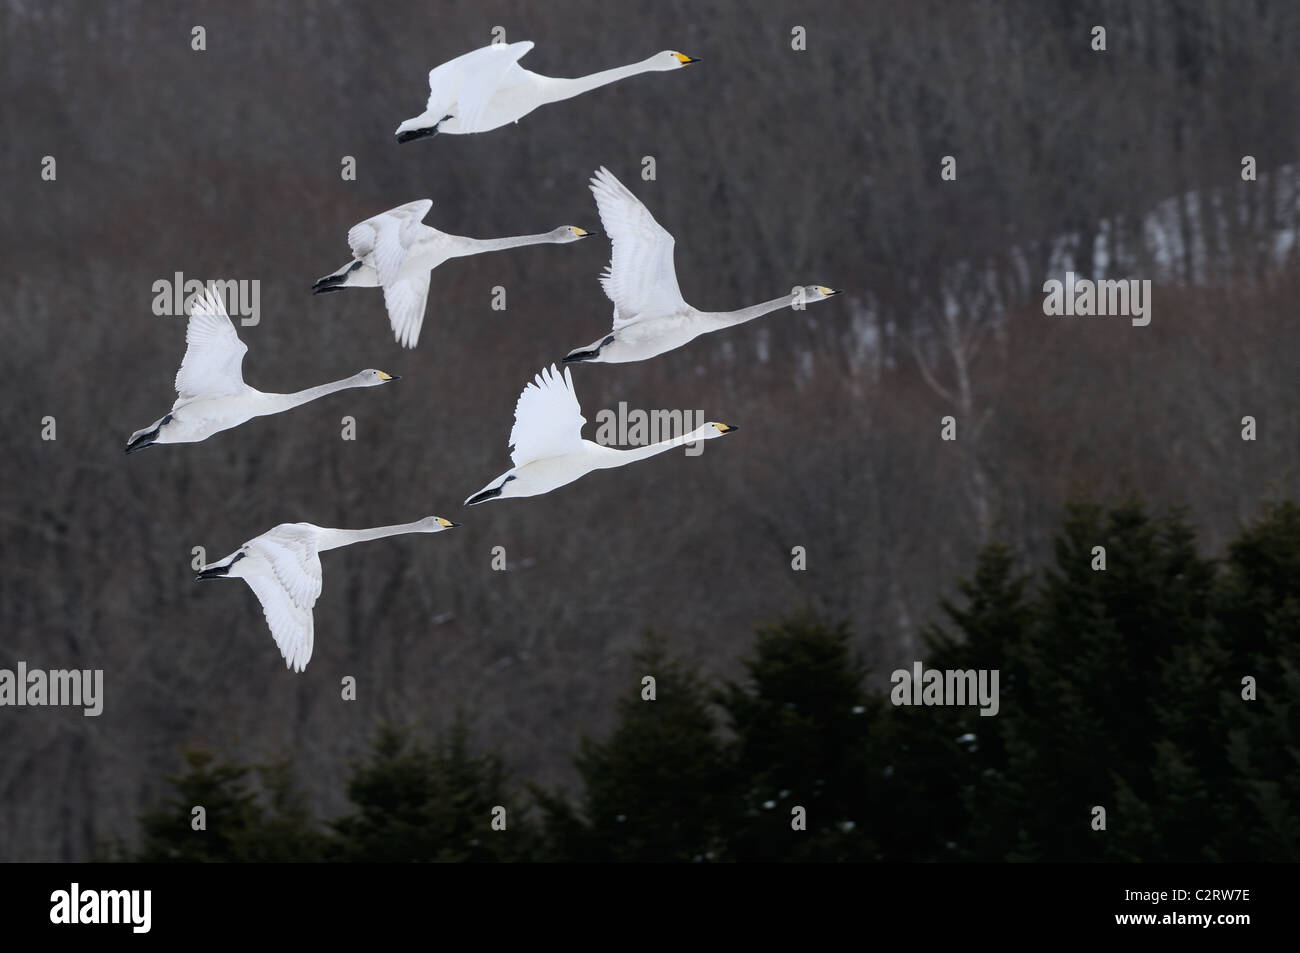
left=563, top=334, right=615, bottom=364
left=464, top=474, right=516, bottom=506
left=464, top=483, right=505, bottom=506
left=311, top=259, right=363, bottom=294
left=396, top=126, right=438, bottom=144
left=125, top=414, right=172, bottom=454
left=395, top=114, right=452, bottom=144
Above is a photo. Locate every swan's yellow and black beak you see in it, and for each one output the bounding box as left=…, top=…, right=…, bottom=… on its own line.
left=716, top=423, right=737, bottom=434
left=572, top=227, right=595, bottom=238
left=675, top=53, right=701, bottom=65
left=437, top=518, right=462, bottom=528
left=816, top=286, right=842, bottom=297
left=377, top=371, right=399, bottom=382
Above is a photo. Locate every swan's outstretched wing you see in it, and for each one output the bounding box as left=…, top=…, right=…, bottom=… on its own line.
left=589, top=167, right=688, bottom=327
left=428, top=41, right=534, bottom=132
left=509, top=364, right=586, bottom=467
left=240, top=524, right=324, bottom=673
left=174, top=286, right=248, bottom=400
left=347, top=200, right=434, bottom=287
left=346, top=200, right=434, bottom=347
left=383, top=271, right=432, bottom=349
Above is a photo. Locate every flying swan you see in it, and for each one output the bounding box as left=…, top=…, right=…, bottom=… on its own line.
left=196, top=517, right=461, bottom=672
left=395, top=41, right=700, bottom=141
left=564, top=167, right=842, bottom=364
left=464, top=364, right=735, bottom=505
left=126, top=287, right=398, bottom=453
left=313, top=200, right=592, bottom=348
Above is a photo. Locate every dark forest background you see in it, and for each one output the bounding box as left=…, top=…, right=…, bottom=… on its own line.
left=115, top=499, right=1300, bottom=862
left=1, top=0, right=1298, bottom=861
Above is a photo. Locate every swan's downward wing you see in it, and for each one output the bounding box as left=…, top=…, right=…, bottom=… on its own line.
left=590, top=166, right=688, bottom=329
left=429, top=41, right=535, bottom=131
left=347, top=200, right=434, bottom=286
left=509, top=364, right=586, bottom=468
left=240, top=525, right=324, bottom=673
left=174, top=287, right=248, bottom=400
left=383, top=271, right=432, bottom=349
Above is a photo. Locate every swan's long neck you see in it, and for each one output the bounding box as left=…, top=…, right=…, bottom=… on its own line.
left=704, top=294, right=797, bottom=331
left=594, top=426, right=716, bottom=467
left=452, top=232, right=562, bottom=256
left=315, top=521, right=433, bottom=551
left=262, top=374, right=366, bottom=413
left=537, top=59, right=660, bottom=103
left=265, top=376, right=364, bottom=413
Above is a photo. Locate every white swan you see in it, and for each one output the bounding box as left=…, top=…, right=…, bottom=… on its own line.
left=196, top=516, right=461, bottom=672
left=464, top=364, right=735, bottom=505
left=313, top=199, right=592, bottom=348
left=126, top=287, right=397, bottom=453
left=395, top=42, right=699, bottom=141
left=564, top=167, right=842, bottom=364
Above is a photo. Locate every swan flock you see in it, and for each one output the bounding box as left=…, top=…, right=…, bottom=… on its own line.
left=126, top=39, right=841, bottom=671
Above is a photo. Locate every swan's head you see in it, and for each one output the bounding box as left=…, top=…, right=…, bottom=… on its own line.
left=798, top=285, right=843, bottom=304
left=355, top=369, right=400, bottom=386
left=417, top=516, right=462, bottom=532
left=653, top=50, right=701, bottom=70
left=196, top=549, right=247, bottom=581
left=699, top=422, right=738, bottom=439
left=551, top=226, right=595, bottom=243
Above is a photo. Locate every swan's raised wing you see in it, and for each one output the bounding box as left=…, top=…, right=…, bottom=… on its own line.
left=382, top=271, right=432, bottom=349
left=241, top=524, right=324, bottom=673
left=425, top=47, right=500, bottom=114
left=589, top=166, right=688, bottom=327
left=174, top=286, right=248, bottom=400
left=509, top=364, right=586, bottom=467
left=347, top=200, right=434, bottom=287
left=428, top=41, right=534, bottom=132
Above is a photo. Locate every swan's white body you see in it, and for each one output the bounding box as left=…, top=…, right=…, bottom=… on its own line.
left=126, top=287, right=396, bottom=452
left=313, top=199, right=591, bottom=348
left=464, top=364, right=734, bottom=504
left=563, top=167, right=843, bottom=364
left=196, top=517, right=460, bottom=672
left=395, top=43, right=699, bottom=141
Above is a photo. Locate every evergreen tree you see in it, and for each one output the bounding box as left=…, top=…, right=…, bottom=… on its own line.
left=1217, top=501, right=1300, bottom=860
left=129, top=749, right=325, bottom=862
left=331, top=718, right=537, bottom=862
left=918, top=542, right=1034, bottom=861
left=536, top=636, right=732, bottom=861
left=1008, top=502, right=1219, bottom=860
left=717, top=611, right=881, bottom=860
